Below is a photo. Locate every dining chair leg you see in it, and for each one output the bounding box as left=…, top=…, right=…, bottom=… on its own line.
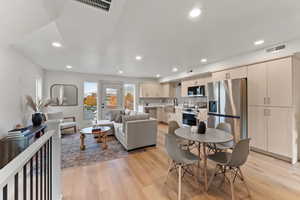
left=178, top=164, right=182, bottom=200
left=194, top=164, right=198, bottom=183
left=229, top=171, right=236, bottom=200
left=197, top=143, right=201, bottom=182
left=202, top=143, right=208, bottom=191
left=238, top=167, right=251, bottom=197
left=165, top=160, right=173, bottom=184
left=208, top=164, right=219, bottom=191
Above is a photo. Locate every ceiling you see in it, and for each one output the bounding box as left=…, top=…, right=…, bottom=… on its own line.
left=6, top=0, right=300, bottom=78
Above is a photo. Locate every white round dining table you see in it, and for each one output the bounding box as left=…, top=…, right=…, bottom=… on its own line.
left=175, top=127, right=233, bottom=190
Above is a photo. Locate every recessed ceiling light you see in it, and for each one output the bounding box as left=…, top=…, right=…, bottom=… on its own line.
left=201, top=58, right=207, bottom=63
left=172, top=67, right=178, bottom=72
left=118, top=70, right=124, bottom=74
left=189, top=8, right=202, bottom=18
left=135, top=55, right=142, bottom=60
left=254, top=40, right=265, bottom=46
left=52, top=42, right=62, bottom=48
left=156, top=74, right=161, bottom=78
left=66, top=65, right=72, bottom=69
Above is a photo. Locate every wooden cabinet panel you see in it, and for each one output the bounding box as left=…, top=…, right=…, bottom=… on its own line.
left=181, top=81, right=188, bottom=97
left=212, top=71, right=226, bottom=81
left=248, top=106, right=267, bottom=151
left=267, top=57, right=293, bottom=107
left=248, top=63, right=268, bottom=106
left=212, top=67, right=247, bottom=81
left=267, top=107, right=293, bottom=157
left=227, top=67, right=247, bottom=79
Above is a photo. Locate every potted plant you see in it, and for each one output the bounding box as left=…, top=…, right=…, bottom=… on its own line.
left=25, top=95, right=52, bottom=127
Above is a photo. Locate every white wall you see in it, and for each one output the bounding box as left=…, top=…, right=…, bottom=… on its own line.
left=44, top=70, right=156, bottom=128
left=0, top=46, right=44, bottom=137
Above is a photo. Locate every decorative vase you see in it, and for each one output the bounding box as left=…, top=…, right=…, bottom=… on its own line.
left=32, top=112, right=43, bottom=127
left=197, top=121, right=206, bottom=134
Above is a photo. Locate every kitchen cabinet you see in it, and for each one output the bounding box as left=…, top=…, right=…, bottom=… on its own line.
left=248, top=106, right=293, bottom=158
left=140, top=82, right=174, bottom=98
left=247, top=57, right=296, bottom=162
left=157, top=107, right=168, bottom=123
left=248, top=106, right=267, bottom=151
left=267, top=58, right=293, bottom=107
left=212, top=66, right=247, bottom=81
left=247, top=57, right=293, bottom=107
left=267, top=107, right=293, bottom=158
left=248, top=63, right=267, bottom=106
left=181, top=81, right=189, bottom=97
left=160, top=83, right=175, bottom=98
left=140, top=83, right=159, bottom=97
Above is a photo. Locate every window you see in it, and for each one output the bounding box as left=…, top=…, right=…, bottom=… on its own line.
left=83, top=82, right=98, bottom=120
left=124, top=84, right=136, bottom=111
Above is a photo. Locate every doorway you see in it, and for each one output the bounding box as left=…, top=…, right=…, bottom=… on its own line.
left=99, top=81, right=123, bottom=120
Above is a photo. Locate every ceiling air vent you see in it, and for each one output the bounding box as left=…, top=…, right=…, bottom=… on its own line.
left=74, top=0, right=112, bottom=11
left=266, top=44, right=286, bottom=53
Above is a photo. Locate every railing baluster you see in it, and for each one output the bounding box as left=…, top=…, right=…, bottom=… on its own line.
left=23, top=164, right=27, bottom=200
left=50, top=138, right=52, bottom=200
left=36, top=151, right=39, bottom=200
left=3, top=185, right=7, bottom=200
left=44, top=144, right=47, bottom=200
left=47, top=141, right=49, bottom=200
left=30, top=158, right=33, bottom=200
left=14, top=173, right=18, bottom=200
left=40, top=148, right=43, bottom=200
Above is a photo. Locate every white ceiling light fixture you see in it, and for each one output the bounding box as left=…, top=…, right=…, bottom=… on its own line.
left=135, top=55, right=143, bottom=60
left=118, top=70, right=124, bottom=74
left=201, top=58, right=207, bottom=63
left=66, top=65, right=73, bottom=69
left=156, top=74, right=161, bottom=78
left=189, top=8, right=202, bottom=18
left=172, top=67, right=178, bottom=72
left=52, top=42, right=62, bottom=48
left=254, top=40, right=265, bottom=46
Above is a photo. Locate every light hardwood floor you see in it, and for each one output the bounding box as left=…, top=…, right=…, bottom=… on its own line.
left=62, top=124, right=300, bottom=200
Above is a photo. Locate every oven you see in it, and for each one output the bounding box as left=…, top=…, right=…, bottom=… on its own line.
left=182, top=112, right=197, bottom=126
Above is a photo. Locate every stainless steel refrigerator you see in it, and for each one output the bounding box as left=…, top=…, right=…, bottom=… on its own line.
left=207, top=78, right=248, bottom=142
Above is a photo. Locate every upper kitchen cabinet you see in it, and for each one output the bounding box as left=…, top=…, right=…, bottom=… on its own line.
left=161, top=83, right=175, bottom=98
left=248, top=62, right=268, bottom=106
left=248, top=57, right=293, bottom=107
left=140, top=82, right=160, bottom=97
left=212, top=66, right=247, bottom=81
left=140, top=82, right=174, bottom=98
left=266, top=57, right=293, bottom=107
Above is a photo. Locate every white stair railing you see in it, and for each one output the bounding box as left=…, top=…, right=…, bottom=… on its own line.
left=0, top=122, right=61, bottom=200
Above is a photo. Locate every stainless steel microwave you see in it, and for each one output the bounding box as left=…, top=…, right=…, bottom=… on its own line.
left=187, top=85, right=205, bottom=97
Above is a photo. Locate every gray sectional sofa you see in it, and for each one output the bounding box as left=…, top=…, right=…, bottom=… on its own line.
left=108, top=109, right=158, bottom=151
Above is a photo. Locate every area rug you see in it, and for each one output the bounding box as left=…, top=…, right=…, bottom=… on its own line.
left=61, top=133, right=129, bottom=169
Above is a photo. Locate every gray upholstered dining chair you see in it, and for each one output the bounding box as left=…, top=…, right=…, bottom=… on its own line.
left=207, top=138, right=251, bottom=200
left=168, top=120, right=180, bottom=135
left=164, top=134, right=200, bottom=200
left=168, top=120, right=195, bottom=150
left=214, top=122, right=235, bottom=151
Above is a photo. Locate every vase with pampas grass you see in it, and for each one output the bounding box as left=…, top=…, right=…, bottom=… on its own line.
left=25, top=95, right=52, bottom=127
